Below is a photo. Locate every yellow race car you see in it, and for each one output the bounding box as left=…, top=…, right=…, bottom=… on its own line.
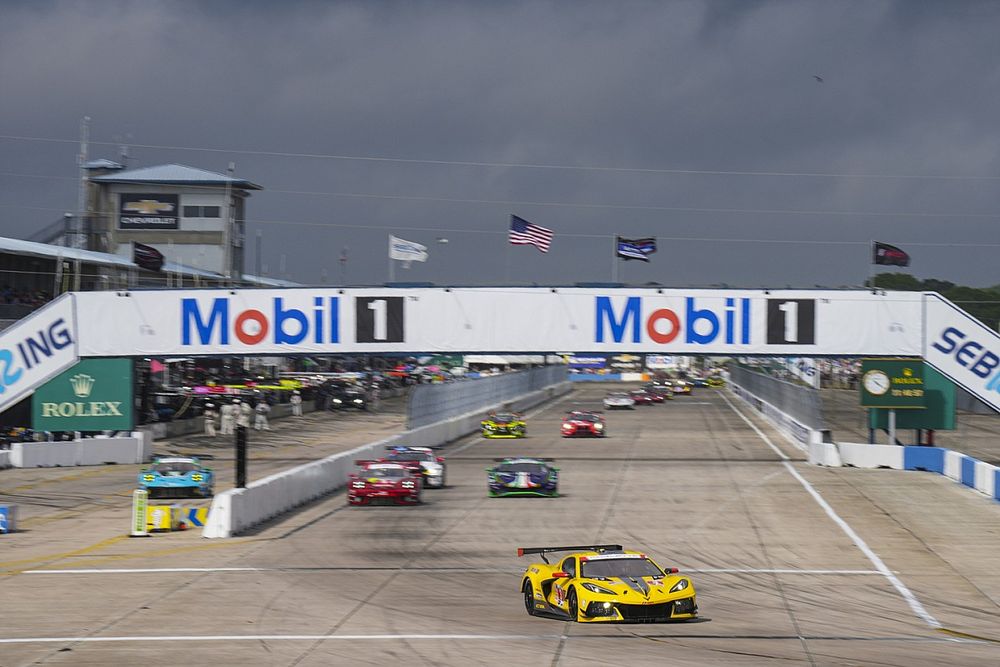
left=481, top=411, right=526, bottom=438
left=518, top=544, right=697, bottom=623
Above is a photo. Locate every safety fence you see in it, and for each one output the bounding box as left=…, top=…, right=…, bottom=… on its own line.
left=728, top=365, right=827, bottom=431
left=406, top=366, right=568, bottom=429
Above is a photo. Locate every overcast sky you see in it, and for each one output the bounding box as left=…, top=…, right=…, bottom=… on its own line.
left=2, top=0, right=1000, bottom=288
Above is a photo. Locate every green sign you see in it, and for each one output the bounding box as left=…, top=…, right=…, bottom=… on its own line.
left=860, top=358, right=926, bottom=409
left=32, top=358, right=134, bottom=431
left=869, top=363, right=956, bottom=430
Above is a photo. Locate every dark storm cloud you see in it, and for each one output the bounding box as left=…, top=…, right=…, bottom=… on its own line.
left=2, top=0, right=1000, bottom=287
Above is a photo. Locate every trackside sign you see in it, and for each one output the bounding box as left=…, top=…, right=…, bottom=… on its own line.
left=924, top=294, right=1000, bottom=413
left=32, top=358, right=133, bottom=431
left=0, top=295, right=78, bottom=412
left=72, top=288, right=925, bottom=356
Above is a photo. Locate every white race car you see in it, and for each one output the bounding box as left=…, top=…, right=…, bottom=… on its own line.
left=602, top=393, right=636, bottom=410
left=384, top=446, right=447, bottom=488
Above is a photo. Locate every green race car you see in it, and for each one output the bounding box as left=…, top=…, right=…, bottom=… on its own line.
left=481, top=411, right=526, bottom=438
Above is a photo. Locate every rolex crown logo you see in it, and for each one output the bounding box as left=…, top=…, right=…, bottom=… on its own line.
left=70, top=374, right=96, bottom=398
left=902, top=368, right=913, bottom=377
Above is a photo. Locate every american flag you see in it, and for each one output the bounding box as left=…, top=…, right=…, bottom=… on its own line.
left=509, top=215, right=554, bottom=253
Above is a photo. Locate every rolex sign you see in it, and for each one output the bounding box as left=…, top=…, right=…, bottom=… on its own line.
left=32, top=358, right=133, bottom=431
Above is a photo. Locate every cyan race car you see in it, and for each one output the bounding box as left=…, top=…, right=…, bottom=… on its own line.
left=487, top=457, right=558, bottom=497
left=138, top=456, right=214, bottom=499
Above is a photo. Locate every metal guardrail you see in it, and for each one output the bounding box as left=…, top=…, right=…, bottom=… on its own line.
left=728, top=365, right=827, bottom=429
left=407, top=366, right=567, bottom=429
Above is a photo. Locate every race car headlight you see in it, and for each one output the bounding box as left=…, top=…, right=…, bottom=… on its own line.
left=401, top=480, right=416, bottom=489
left=669, top=579, right=689, bottom=593
left=353, top=398, right=363, bottom=403
left=594, top=423, right=604, bottom=430
left=351, top=481, right=366, bottom=488
left=561, top=423, right=573, bottom=430
left=581, top=582, right=616, bottom=595
left=333, top=398, right=342, bottom=404
left=142, top=474, right=154, bottom=482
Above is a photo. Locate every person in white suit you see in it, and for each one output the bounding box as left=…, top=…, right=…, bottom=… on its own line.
left=290, top=390, right=303, bottom=417
left=219, top=401, right=235, bottom=436
left=203, top=402, right=217, bottom=437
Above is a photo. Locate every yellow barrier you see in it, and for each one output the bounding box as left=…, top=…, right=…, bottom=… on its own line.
left=145, top=505, right=209, bottom=532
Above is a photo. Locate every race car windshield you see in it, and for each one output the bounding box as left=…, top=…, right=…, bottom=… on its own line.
left=581, top=558, right=664, bottom=579
left=495, top=462, right=547, bottom=474
left=152, top=462, right=198, bottom=474
left=388, top=451, right=432, bottom=462
left=571, top=414, right=600, bottom=422
left=365, top=467, right=407, bottom=478
left=493, top=413, right=517, bottom=422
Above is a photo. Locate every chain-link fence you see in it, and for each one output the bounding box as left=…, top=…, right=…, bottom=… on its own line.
left=728, top=365, right=827, bottom=429
left=407, top=366, right=567, bottom=429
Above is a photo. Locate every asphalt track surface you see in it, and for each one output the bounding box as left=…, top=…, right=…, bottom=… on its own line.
left=2, top=386, right=1000, bottom=666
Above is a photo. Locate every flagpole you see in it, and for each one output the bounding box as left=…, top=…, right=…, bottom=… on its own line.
left=388, top=234, right=394, bottom=283
left=611, top=235, right=617, bottom=281
left=868, top=239, right=875, bottom=288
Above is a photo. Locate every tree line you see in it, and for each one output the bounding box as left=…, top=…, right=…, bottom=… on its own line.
left=872, top=273, right=1000, bottom=329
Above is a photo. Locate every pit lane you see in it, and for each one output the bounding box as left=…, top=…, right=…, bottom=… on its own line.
left=2, top=385, right=999, bottom=666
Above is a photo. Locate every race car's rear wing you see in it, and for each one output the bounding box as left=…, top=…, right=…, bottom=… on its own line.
left=517, top=544, right=623, bottom=563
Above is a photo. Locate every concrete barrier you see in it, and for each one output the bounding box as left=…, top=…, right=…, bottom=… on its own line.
left=9, top=433, right=149, bottom=467
left=944, top=449, right=964, bottom=482
left=0, top=504, right=16, bottom=533
left=203, top=382, right=571, bottom=538
left=808, top=441, right=842, bottom=467
left=0, top=450, right=10, bottom=469
left=974, top=461, right=997, bottom=498
left=837, top=443, right=904, bottom=469
left=729, top=383, right=820, bottom=452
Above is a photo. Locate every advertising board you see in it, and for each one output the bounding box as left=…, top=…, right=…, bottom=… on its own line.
left=32, top=358, right=134, bottom=431
left=0, top=295, right=78, bottom=413
left=860, top=359, right=926, bottom=409
left=73, top=288, right=924, bottom=357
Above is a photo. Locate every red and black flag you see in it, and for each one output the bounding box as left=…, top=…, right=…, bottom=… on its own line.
left=133, top=242, right=165, bottom=272
left=872, top=241, right=910, bottom=267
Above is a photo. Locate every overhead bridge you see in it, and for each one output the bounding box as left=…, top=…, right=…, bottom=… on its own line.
left=2, top=287, right=999, bottom=415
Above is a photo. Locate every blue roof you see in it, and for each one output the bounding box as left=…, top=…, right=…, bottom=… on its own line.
left=90, top=163, right=262, bottom=190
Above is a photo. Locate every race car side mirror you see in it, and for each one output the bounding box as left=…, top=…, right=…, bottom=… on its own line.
left=437, top=457, right=445, bottom=463
left=552, top=571, right=570, bottom=579
left=663, top=567, right=679, bottom=574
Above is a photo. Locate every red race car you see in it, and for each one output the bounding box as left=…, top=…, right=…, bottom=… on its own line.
left=348, top=461, right=422, bottom=505
left=628, top=389, right=655, bottom=405
left=561, top=411, right=607, bottom=437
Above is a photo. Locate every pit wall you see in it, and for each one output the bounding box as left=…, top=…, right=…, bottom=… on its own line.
left=202, top=382, right=572, bottom=538
left=6, top=433, right=152, bottom=468
left=0, top=450, right=10, bottom=469
left=567, top=373, right=649, bottom=382
left=729, top=382, right=830, bottom=454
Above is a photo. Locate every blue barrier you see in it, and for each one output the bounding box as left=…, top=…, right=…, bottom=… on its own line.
left=902, top=447, right=946, bottom=473
left=0, top=504, right=15, bottom=533
left=961, top=456, right=976, bottom=487
left=569, top=374, right=622, bottom=382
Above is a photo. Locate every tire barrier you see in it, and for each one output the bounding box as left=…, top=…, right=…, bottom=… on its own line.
left=203, top=382, right=572, bottom=538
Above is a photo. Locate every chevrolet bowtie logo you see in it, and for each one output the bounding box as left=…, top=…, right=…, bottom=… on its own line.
left=123, top=199, right=174, bottom=215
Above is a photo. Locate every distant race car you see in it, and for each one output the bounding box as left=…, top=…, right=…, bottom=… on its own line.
left=671, top=379, right=693, bottom=395
left=689, top=376, right=708, bottom=388
left=481, top=411, right=526, bottom=438
left=348, top=460, right=422, bottom=505
left=644, top=384, right=674, bottom=401
left=706, top=376, right=726, bottom=388
left=138, top=456, right=214, bottom=499
left=331, top=386, right=368, bottom=410
left=487, top=458, right=559, bottom=497
left=384, top=446, right=447, bottom=488
left=628, top=390, right=655, bottom=405
left=518, top=544, right=698, bottom=623
left=561, top=411, right=606, bottom=437
left=603, top=393, right=635, bottom=410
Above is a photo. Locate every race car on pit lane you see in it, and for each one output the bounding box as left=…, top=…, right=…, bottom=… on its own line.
left=481, top=411, right=526, bottom=438
left=628, top=389, right=655, bottom=405
left=383, top=445, right=447, bottom=488
left=561, top=411, right=607, bottom=437
left=347, top=460, right=422, bottom=505
left=518, top=544, right=698, bottom=623
left=603, top=392, right=635, bottom=410
left=643, top=383, right=674, bottom=401
left=487, top=457, right=559, bottom=497
left=138, top=456, right=214, bottom=499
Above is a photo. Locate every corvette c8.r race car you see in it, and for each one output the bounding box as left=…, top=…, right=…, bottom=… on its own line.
left=519, top=545, right=697, bottom=623
left=481, top=411, right=526, bottom=438
left=487, top=458, right=558, bottom=497
left=138, top=456, right=214, bottom=499
left=561, top=411, right=606, bottom=437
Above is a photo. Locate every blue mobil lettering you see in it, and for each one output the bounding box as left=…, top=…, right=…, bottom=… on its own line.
left=931, top=327, right=1000, bottom=390
left=595, top=296, right=751, bottom=345
left=0, top=317, right=74, bottom=395
left=181, top=297, right=340, bottom=346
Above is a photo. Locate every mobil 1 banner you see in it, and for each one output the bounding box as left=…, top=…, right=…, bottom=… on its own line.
left=73, top=287, right=925, bottom=357
left=119, top=193, right=179, bottom=230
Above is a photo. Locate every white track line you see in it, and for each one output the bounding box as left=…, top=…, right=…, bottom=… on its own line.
left=0, top=634, right=562, bottom=645
left=721, top=394, right=942, bottom=629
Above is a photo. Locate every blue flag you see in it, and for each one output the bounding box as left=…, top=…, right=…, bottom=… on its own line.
left=616, top=237, right=656, bottom=261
